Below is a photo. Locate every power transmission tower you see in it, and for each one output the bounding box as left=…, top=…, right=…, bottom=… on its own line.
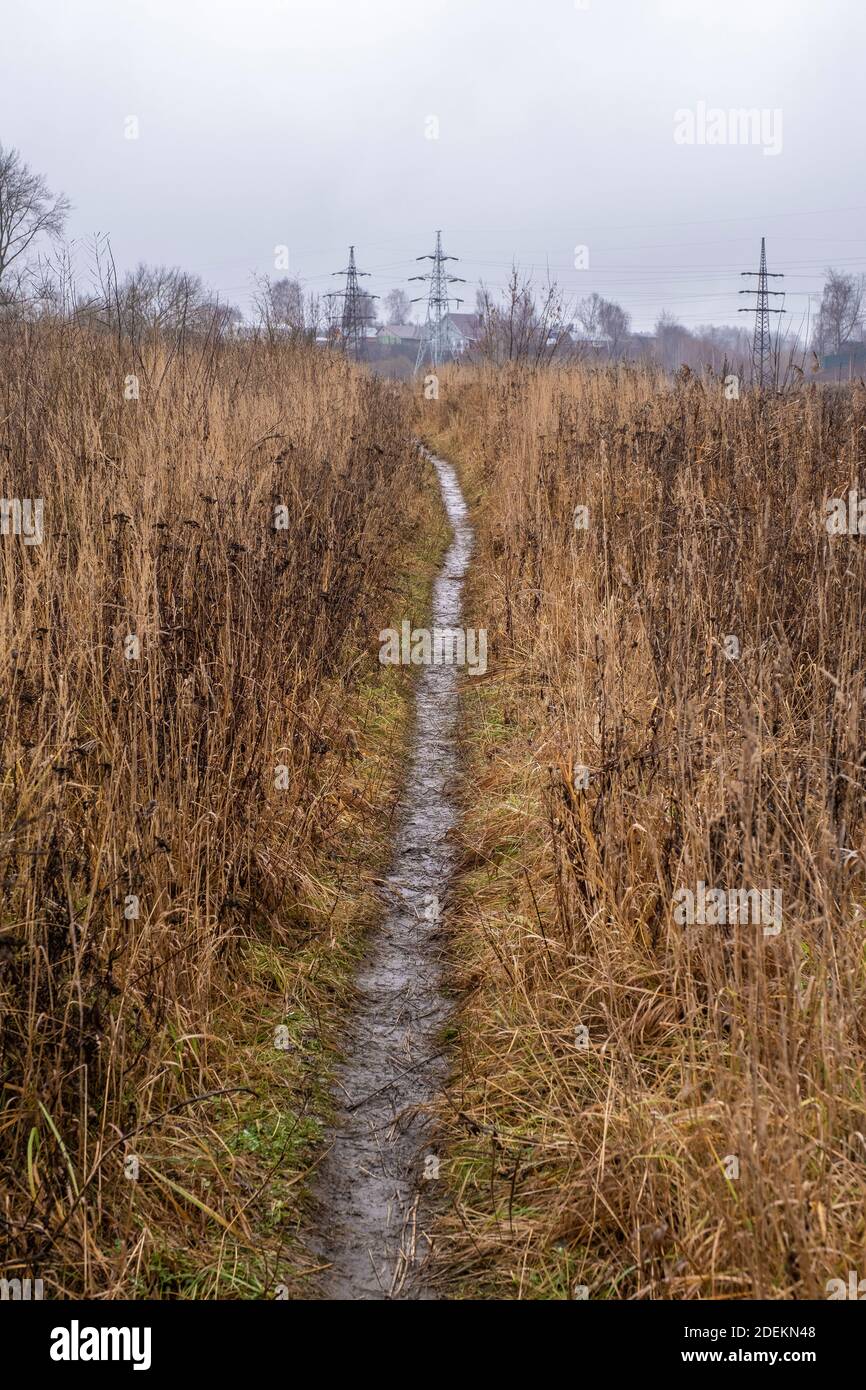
left=739, top=237, right=785, bottom=388
left=328, top=246, right=377, bottom=359
left=410, top=230, right=466, bottom=372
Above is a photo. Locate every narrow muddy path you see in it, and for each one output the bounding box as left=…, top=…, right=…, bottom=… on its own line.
left=309, top=450, right=471, bottom=1300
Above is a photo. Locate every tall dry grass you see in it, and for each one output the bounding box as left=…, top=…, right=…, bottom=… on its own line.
left=0, top=321, right=426, bottom=1296
left=428, top=363, right=866, bottom=1299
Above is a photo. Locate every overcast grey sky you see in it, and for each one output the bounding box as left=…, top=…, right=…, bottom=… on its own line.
left=2, top=0, right=864, bottom=330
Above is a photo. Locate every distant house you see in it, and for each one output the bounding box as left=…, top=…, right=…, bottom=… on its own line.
left=819, top=341, right=866, bottom=380
left=443, top=312, right=482, bottom=353
left=376, top=323, right=424, bottom=347
left=376, top=316, right=481, bottom=358
left=565, top=322, right=613, bottom=351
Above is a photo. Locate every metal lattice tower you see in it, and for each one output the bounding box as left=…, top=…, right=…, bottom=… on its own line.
left=739, top=237, right=785, bottom=388
left=410, top=231, right=466, bottom=372
left=328, top=246, right=377, bottom=359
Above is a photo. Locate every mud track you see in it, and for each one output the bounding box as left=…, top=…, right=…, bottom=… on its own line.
left=310, top=450, right=471, bottom=1300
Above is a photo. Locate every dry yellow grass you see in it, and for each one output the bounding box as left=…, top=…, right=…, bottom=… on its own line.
left=424, top=362, right=866, bottom=1299
left=0, top=321, right=441, bottom=1297
left=7, top=330, right=864, bottom=1302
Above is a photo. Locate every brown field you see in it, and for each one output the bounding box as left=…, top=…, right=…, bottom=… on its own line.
left=426, top=363, right=866, bottom=1299
left=0, top=322, right=441, bottom=1297
left=4, top=327, right=866, bottom=1301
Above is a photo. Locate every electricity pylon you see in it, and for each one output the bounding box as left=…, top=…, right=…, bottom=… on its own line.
left=739, top=237, right=785, bottom=388
left=329, top=246, right=377, bottom=359
left=410, top=231, right=465, bottom=372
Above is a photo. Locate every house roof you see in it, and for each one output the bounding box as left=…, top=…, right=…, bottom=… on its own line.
left=378, top=322, right=423, bottom=340
left=446, top=313, right=481, bottom=336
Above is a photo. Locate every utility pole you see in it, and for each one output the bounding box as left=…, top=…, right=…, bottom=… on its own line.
left=410, top=231, right=465, bottom=372
left=328, top=246, right=377, bottom=360
left=739, top=237, right=785, bottom=388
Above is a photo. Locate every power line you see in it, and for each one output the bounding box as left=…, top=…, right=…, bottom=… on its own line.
left=739, top=237, right=786, bottom=388
left=327, top=245, right=377, bottom=359
left=409, top=230, right=465, bottom=372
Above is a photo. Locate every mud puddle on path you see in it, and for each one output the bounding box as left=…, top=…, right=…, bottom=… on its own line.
left=309, top=450, right=472, bottom=1300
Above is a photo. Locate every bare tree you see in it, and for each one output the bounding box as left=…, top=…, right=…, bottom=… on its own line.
left=269, top=276, right=304, bottom=328
left=598, top=299, right=630, bottom=355
left=813, top=268, right=865, bottom=354
left=253, top=274, right=304, bottom=337
left=575, top=293, right=630, bottom=355
left=0, top=144, right=70, bottom=288
left=117, top=263, right=207, bottom=336
left=383, top=287, right=411, bottom=324
left=357, top=290, right=378, bottom=329
left=194, top=298, right=242, bottom=336
left=653, top=311, right=691, bottom=372
left=304, top=290, right=325, bottom=337
left=575, top=292, right=605, bottom=337
left=477, top=268, right=571, bottom=365
left=476, top=272, right=535, bottom=362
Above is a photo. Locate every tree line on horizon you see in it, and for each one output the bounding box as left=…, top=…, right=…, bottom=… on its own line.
left=1, top=141, right=863, bottom=375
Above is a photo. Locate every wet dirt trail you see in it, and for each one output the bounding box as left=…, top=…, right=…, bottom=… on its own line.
left=310, top=449, right=471, bottom=1300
